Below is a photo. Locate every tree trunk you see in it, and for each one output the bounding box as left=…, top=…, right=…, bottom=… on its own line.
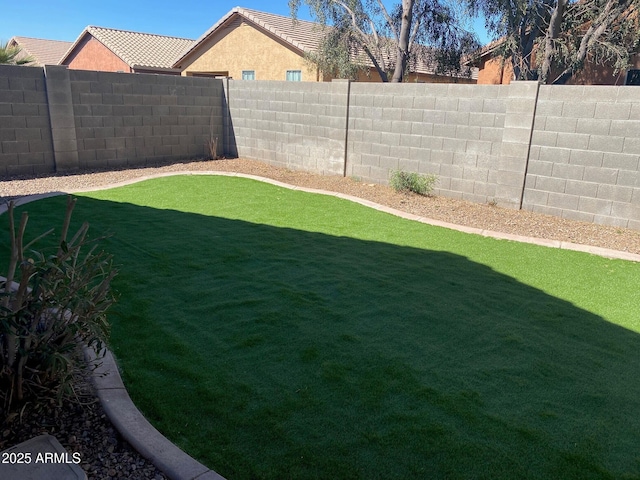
left=540, top=0, right=569, bottom=83
left=392, top=0, right=414, bottom=82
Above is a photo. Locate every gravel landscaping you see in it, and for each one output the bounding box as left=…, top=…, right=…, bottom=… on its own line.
left=2, top=157, right=640, bottom=254
left=0, top=364, right=167, bottom=480
left=1, top=156, right=639, bottom=480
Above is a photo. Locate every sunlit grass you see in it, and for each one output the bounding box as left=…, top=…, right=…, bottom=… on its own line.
left=4, top=175, right=640, bottom=479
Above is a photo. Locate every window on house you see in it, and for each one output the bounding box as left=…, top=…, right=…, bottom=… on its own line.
left=286, top=70, right=302, bottom=81
left=242, top=70, right=255, bottom=80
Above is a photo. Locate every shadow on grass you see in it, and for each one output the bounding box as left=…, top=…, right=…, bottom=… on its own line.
left=5, top=193, right=640, bottom=480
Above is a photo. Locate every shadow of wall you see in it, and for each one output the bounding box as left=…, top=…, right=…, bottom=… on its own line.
left=4, top=181, right=640, bottom=479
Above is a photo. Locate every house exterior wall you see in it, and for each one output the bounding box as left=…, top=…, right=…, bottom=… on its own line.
left=477, top=52, right=640, bottom=85
left=354, top=68, right=476, bottom=84
left=179, top=19, right=319, bottom=81
left=178, top=17, right=475, bottom=84
left=63, top=36, right=131, bottom=73
left=477, top=56, right=514, bottom=84
left=563, top=53, right=640, bottom=85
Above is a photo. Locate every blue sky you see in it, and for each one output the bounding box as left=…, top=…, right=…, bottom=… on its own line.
left=1, top=0, right=491, bottom=45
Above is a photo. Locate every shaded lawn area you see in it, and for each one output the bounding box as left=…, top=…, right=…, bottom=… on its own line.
left=4, top=175, right=640, bottom=479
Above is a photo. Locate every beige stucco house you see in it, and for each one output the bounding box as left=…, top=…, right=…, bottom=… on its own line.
left=172, top=7, right=476, bottom=83
left=172, top=8, right=323, bottom=81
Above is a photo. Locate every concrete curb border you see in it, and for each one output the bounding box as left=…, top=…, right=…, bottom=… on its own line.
left=3, top=170, right=639, bottom=262
left=2, top=171, right=639, bottom=480
left=83, top=347, right=226, bottom=480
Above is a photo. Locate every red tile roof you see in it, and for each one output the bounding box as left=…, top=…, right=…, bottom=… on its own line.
left=60, top=26, right=194, bottom=70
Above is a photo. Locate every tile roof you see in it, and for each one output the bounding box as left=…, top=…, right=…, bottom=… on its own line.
left=173, top=6, right=324, bottom=67
left=8, top=37, right=73, bottom=66
left=61, top=27, right=194, bottom=69
left=173, top=6, right=476, bottom=78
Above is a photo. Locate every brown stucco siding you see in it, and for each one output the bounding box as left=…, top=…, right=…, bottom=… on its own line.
left=64, top=36, right=131, bottom=73
left=477, top=50, right=640, bottom=85
left=476, top=56, right=513, bottom=84
left=564, top=53, right=640, bottom=85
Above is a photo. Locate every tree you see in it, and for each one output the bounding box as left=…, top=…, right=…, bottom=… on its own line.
left=0, top=40, right=34, bottom=65
left=290, top=0, right=479, bottom=82
left=469, top=0, right=640, bottom=84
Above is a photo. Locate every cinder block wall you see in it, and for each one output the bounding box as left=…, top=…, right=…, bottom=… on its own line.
left=347, top=82, right=540, bottom=208
left=3, top=66, right=640, bottom=230
left=69, top=70, right=223, bottom=169
left=524, top=85, right=640, bottom=229
left=225, top=79, right=349, bottom=175
left=348, top=82, right=508, bottom=203
left=0, top=65, right=55, bottom=176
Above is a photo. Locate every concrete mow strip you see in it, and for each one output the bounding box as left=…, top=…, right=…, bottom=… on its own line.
left=84, top=347, right=227, bottom=480
left=2, top=171, right=640, bottom=263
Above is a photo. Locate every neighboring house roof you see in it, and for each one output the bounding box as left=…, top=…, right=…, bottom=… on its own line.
left=173, top=6, right=477, bottom=79
left=60, top=26, right=194, bottom=70
left=174, top=7, right=323, bottom=67
left=8, top=36, right=73, bottom=66
left=462, top=38, right=503, bottom=69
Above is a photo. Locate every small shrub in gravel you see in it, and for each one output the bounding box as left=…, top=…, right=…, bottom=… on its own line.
left=389, top=169, right=437, bottom=196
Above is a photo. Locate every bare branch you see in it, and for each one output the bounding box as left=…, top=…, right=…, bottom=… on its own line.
left=333, top=0, right=371, bottom=39
left=374, top=0, right=400, bottom=41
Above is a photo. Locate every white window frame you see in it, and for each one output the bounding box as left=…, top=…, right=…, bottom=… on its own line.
left=286, top=70, right=302, bottom=81
left=242, top=70, right=255, bottom=80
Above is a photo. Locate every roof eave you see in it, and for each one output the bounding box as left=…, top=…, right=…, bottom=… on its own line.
left=132, top=65, right=183, bottom=73
left=172, top=7, right=310, bottom=69
left=172, top=7, right=240, bottom=68
left=58, top=28, right=93, bottom=65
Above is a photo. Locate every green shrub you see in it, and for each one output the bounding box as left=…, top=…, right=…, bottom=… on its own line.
left=0, top=196, right=117, bottom=414
left=389, top=169, right=438, bottom=196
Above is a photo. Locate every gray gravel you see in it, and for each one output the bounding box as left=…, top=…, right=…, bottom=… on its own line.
left=0, top=368, right=168, bottom=480
left=2, top=157, right=640, bottom=254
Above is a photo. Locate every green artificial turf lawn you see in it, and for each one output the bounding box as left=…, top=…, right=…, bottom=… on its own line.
left=4, top=175, right=640, bottom=479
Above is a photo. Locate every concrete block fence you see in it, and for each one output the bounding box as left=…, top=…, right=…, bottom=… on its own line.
left=525, top=85, right=640, bottom=228
left=224, top=79, right=349, bottom=176
left=227, top=79, right=640, bottom=228
left=2, top=63, right=640, bottom=229
left=345, top=81, right=538, bottom=208
left=0, top=64, right=223, bottom=177
left=0, top=65, right=54, bottom=176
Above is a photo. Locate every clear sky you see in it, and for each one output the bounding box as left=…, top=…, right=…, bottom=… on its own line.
left=1, top=0, right=491, bottom=45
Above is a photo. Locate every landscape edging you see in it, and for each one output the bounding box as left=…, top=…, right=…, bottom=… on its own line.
left=2, top=171, right=638, bottom=262
left=2, top=171, right=639, bottom=479
left=83, top=347, right=227, bottom=480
